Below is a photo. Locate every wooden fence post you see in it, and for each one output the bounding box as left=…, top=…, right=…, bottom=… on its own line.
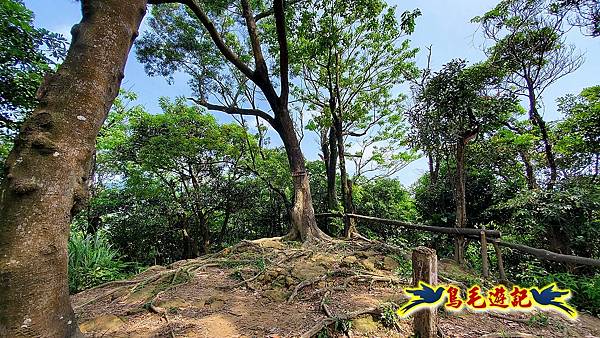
left=492, top=240, right=507, bottom=282
left=412, top=246, right=438, bottom=338
left=480, top=229, right=489, bottom=279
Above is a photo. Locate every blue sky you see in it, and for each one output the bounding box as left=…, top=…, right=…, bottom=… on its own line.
left=23, top=0, right=599, bottom=186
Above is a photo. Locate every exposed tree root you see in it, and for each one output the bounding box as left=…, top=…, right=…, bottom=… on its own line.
left=74, top=287, right=125, bottom=310
left=480, top=333, right=535, bottom=338
left=438, top=275, right=467, bottom=289
left=87, top=279, right=139, bottom=290
left=288, top=275, right=329, bottom=303
left=75, top=234, right=414, bottom=338
left=76, top=259, right=216, bottom=309
left=341, top=273, right=405, bottom=289
left=488, top=312, right=531, bottom=324
left=320, top=290, right=334, bottom=318
left=220, top=269, right=265, bottom=291
left=147, top=302, right=175, bottom=338
left=349, top=231, right=372, bottom=242
left=300, top=305, right=383, bottom=338
left=288, top=269, right=354, bottom=303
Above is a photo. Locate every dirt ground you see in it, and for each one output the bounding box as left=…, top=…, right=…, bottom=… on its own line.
left=72, top=238, right=600, bottom=338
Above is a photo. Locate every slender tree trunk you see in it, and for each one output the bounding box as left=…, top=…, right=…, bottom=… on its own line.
left=428, top=153, right=435, bottom=184
left=454, top=140, right=467, bottom=265
left=428, top=151, right=439, bottom=186
left=320, top=127, right=330, bottom=191
left=547, top=224, right=570, bottom=255
left=333, top=115, right=357, bottom=238
left=0, top=1, right=146, bottom=336
left=277, top=110, right=329, bottom=242
left=196, top=213, right=210, bottom=255
left=319, top=125, right=338, bottom=235
left=535, top=113, right=557, bottom=189
left=526, top=86, right=557, bottom=190
left=519, top=151, right=538, bottom=190
left=326, top=126, right=338, bottom=211
left=217, top=207, right=231, bottom=245
left=182, top=228, right=200, bottom=259
left=330, top=51, right=357, bottom=238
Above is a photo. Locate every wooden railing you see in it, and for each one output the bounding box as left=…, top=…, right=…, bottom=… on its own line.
left=316, top=213, right=600, bottom=271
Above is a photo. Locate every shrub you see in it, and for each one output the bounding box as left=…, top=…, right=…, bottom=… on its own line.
left=68, top=230, right=135, bottom=293
left=516, top=263, right=600, bottom=316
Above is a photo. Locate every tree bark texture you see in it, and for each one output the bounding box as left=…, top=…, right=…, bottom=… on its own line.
left=182, top=228, right=200, bottom=259
left=197, top=215, right=210, bottom=255
left=411, top=246, right=438, bottom=338
left=0, top=1, right=147, bottom=336
left=216, top=206, right=231, bottom=245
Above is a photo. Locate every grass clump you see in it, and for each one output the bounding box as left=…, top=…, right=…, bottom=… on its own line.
left=68, top=230, right=137, bottom=293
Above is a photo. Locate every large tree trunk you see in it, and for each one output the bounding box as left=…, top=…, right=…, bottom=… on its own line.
left=0, top=1, right=147, bottom=336
left=454, top=140, right=467, bottom=265
left=277, top=111, right=329, bottom=242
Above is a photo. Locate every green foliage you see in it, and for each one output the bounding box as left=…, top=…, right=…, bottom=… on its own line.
left=317, top=328, right=331, bottom=338
left=333, top=319, right=352, bottom=334
left=495, top=180, right=600, bottom=259
left=555, top=86, right=600, bottom=177
left=516, top=266, right=600, bottom=315
left=0, top=132, right=11, bottom=173
left=474, top=0, right=583, bottom=104
left=354, top=178, right=417, bottom=240
left=410, top=59, right=514, bottom=152
left=380, top=302, right=400, bottom=328
left=289, top=0, right=419, bottom=179
left=527, top=312, right=549, bottom=327
left=0, top=0, right=66, bottom=131
left=82, top=92, right=294, bottom=264
left=413, top=164, right=507, bottom=228
left=393, top=254, right=412, bottom=278
left=68, top=230, right=134, bottom=294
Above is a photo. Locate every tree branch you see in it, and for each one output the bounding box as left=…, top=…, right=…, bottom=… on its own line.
left=253, top=0, right=304, bottom=22
left=344, top=114, right=385, bottom=137
left=241, top=0, right=268, bottom=77
left=183, top=0, right=255, bottom=81
left=273, top=0, right=290, bottom=104
left=189, top=97, right=276, bottom=127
